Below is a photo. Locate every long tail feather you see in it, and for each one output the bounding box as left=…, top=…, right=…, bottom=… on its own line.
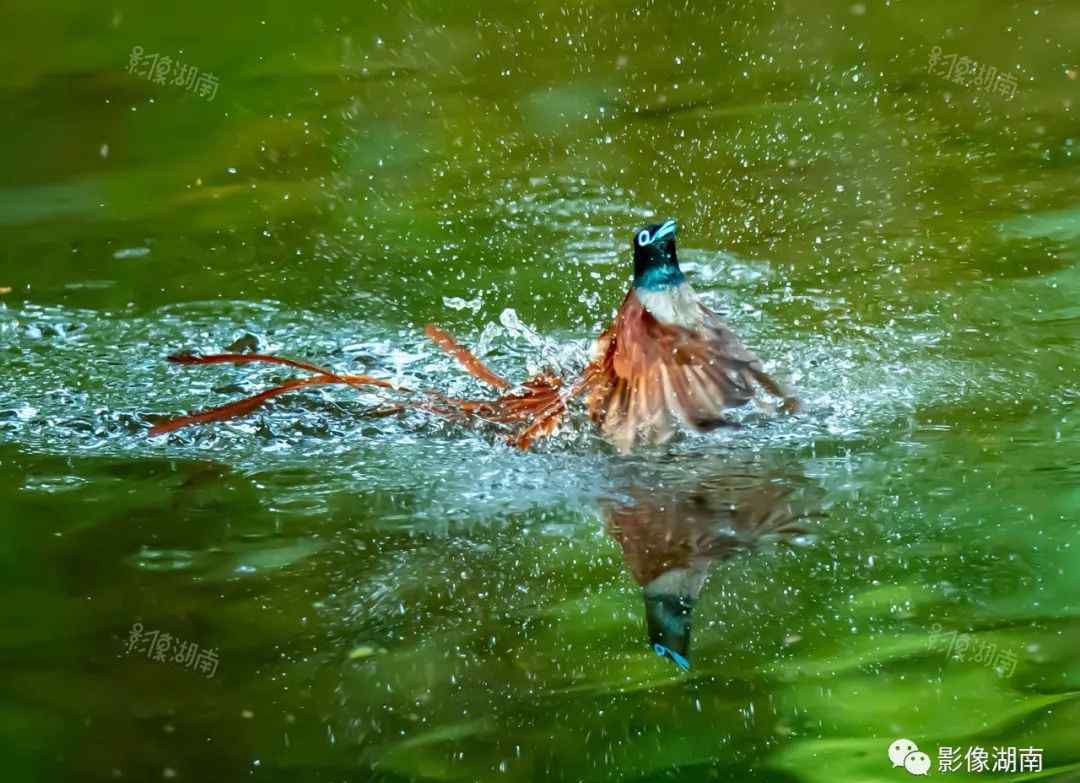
left=424, top=324, right=511, bottom=390
left=154, top=333, right=589, bottom=447
left=508, top=369, right=595, bottom=449
left=167, top=352, right=399, bottom=390
left=168, top=352, right=337, bottom=377
left=149, top=373, right=397, bottom=436
left=510, top=399, right=566, bottom=449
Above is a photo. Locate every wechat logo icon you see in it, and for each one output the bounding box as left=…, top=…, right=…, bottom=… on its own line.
left=889, top=739, right=931, bottom=776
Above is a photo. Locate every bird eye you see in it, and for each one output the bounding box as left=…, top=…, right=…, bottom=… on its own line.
left=636, top=229, right=651, bottom=247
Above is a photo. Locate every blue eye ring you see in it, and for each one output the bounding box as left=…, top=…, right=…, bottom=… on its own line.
left=636, top=229, right=651, bottom=247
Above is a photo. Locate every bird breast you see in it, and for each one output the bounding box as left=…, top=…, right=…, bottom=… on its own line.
left=635, top=281, right=705, bottom=330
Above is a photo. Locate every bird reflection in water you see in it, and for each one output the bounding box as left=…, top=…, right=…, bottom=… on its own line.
left=602, top=462, right=822, bottom=671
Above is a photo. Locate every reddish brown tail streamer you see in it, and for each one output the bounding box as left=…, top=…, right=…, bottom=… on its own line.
left=508, top=369, right=595, bottom=449
left=421, top=323, right=584, bottom=446
left=151, top=332, right=580, bottom=448
left=165, top=352, right=398, bottom=390
left=149, top=372, right=399, bottom=437
left=424, top=324, right=511, bottom=390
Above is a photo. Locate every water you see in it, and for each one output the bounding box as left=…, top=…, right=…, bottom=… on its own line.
left=2, top=1, right=1079, bottom=780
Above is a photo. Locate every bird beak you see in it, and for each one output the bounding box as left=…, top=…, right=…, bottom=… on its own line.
left=651, top=219, right=677, bottom=244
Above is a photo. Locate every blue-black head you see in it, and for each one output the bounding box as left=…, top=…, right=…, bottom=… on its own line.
left=632, top=219, right=685, bottom=291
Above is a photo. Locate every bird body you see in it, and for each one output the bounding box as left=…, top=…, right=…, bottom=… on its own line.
left=580, top=219, right=797, bottom=453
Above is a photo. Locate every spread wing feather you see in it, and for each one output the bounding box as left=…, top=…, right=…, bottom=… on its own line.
left=584, top=289, right=794, bottom=452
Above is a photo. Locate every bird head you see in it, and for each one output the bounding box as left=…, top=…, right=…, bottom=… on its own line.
left=632, top=219, right=684, bottom=290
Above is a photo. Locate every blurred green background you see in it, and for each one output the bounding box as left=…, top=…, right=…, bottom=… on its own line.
left=1, top=0, right=1079, bottom=780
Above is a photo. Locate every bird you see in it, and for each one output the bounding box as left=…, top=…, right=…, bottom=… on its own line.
left=577, top=219, right=798, bottom=452
left=148, top=220, right=797, bottom=452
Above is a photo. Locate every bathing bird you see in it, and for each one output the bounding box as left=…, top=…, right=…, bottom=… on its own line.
left=149, top=220, right=797, bottom=452
left=575, top=219, right=798, bottom=452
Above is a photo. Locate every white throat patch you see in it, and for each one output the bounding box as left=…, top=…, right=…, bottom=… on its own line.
left=637, top=281, right=704, bottom=329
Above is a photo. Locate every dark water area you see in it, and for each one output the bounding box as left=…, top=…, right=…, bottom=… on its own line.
left=1, top=1, right=1079, bottom=780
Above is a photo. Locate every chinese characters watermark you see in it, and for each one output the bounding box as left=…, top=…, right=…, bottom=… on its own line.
left=889, top=739, right=1043, bottom=776
left=124, top=622, right=219, bottom=678
left=127, top=47, right=219, bottom=101
left=929, top=623, right=1020, bottom=677
left=939, top=745, right=1044, bottom=774
left=928, top=47, right=1018, bottom=100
